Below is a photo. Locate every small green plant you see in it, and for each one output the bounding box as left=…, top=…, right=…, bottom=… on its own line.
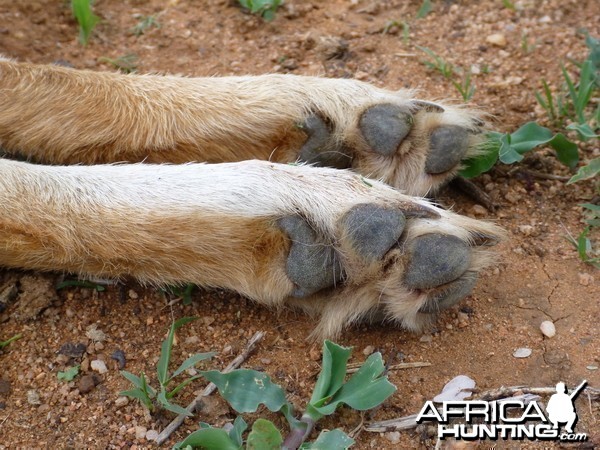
left=238, top=0, right=283, bottom=21
left=120, top=317, right=214, bottom=415
left=0, top=334, right=22, bottom=350
left=382, top=20, right=410, bottom=45
left=416, top=0, right=433, bottom=19
left=417, top=47, right=476, bottom=101
left=132, top=15, right=160, bottom=37
left=417, top=46, right=454, bottom=79
left=502, top=0, right=516, bottom=10
left=162, top=283, right=196, bottom=306
left=451, top=69, right=476, bottom=101
left=71, top=0, right=100, bottom=46
left=175, top=340, right=396, bottom=449
left=98, top=54, right=138, bottom=74
left=58, top=365, right=80, bottom=382
left=565, top=158, right=600, bottom=268
left=520, top=33, right=536, bottom=54
left=460, top=122, right=579, bottom=178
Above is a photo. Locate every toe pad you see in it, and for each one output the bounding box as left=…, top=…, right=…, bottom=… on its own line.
left=425, top=125, right=470, bottom=174
left=359, top=104, right=413, bottom=156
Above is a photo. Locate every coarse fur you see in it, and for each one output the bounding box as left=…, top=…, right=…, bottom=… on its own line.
left=0, top=59, right=504, bottom=338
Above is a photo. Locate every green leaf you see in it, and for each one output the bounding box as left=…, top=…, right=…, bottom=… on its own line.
left=567, top=158, right=600, bottom=184
left=71, top=0, right=100, bottom=46
left=567, top=123, right=599, bottom=141
left=56, top=279, right=105, bottom=292
left=416, top=0, right=432, bottom=19
left=200, top=369, right=287, bottom=413
left=309, top=341, right=352, bottom=410
left=301, top=429, right=355, bottom=449
left=507, top=122, right=553, bottom=154
left=157, top=390, right=193, bottom=416
left=498, top=133, right=522, bottom=164
left=57, top=365, right=80, bottom=382
left=548, top=133, right=579, bottom=168
left=157, top=317, right=197, bottom=386
left=0, top=334, right=22, bottom=349
left=459, top=133, right=501, bottom=178
left=228, top=417, right=248, bottom=448
left=173, top=427, right=240, bottom=450
left=119, top=388, right=153, bottom=410
left=167, top=374, right=204, bottom=399
left=311, top=352, right=396, bottom=416
left=171, top=352, right=215, bottom=379
left=246, top=419, right=283, bottom=450
left=120, top=370, right=145, bottom=390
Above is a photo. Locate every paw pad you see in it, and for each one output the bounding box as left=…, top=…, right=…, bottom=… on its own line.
left=359, top=104, right=413, bottom=156
left=298, top=115, right=352, bottom=169
left=424, top=125, right=470, bottom=174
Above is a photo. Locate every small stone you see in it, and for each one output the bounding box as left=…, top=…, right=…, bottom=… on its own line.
left=513, top=348, right=532, bottom=358
left=185, top=336, right=200, bottom=345
left=471, top=205, right=487, bottom=217
left=145, top=429, right=159, bottom=441
left=363, top=345, right=375, bottom=356
left=58, top=342, right=87, bottom=358
left=260, top=358, right=272, bottom=365
left=86, top=324, right=107, bottom=342
left=578, top=273, right=594, bottom=286
left=0, top=379, right=11, bottom=397
left=91, top=359, right=108, bottom=374
left=486, top=33, right=507, bottom=47
left=128, top=289, right=139, bottom=299
left=540, top=321, right=556, bottom=338
left=135, top=426, right=147, bottom=440
left=586, top=365, right=598, bottom=371
left=115, top=396, right=129, bottom=408
left=518, top=225, right=534, bottom=236
left=27, top=390, right=41, bottom=405
left=419, top=335, right=433, bottom=343
left=94, top=342, right=104, bottom=351
left=78, top=375, right=97, bottom=394
left=385, top=431, right=401, bottom=443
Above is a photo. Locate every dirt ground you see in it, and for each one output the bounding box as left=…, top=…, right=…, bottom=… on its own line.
left=0, top=0, right=598, bottom=448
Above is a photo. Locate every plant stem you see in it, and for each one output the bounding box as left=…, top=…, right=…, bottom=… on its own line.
left=282, top=415, right=315, bottom=450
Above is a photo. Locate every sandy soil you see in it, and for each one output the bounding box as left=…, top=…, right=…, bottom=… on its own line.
left=0, top=0, right=598, bottom=448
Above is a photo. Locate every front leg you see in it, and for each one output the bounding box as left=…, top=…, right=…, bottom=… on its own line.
left=0, top=159, right=503, bottom=338
left=0, top=59, right=484, bottom=196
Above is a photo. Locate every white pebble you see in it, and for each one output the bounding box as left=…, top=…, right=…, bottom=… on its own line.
left=385, top=431, right=401, bottom=443
left=587, top=365, right=598, bottom=371
left=486, top=33, right=507, bottom=47
left=135, top=426, right=147, bottom=440
left=145, top=429, right=159, bottom=441
left=91, top=359, right=108, bottom=374
left=363, top=345, right=375, bottom=356
left=540, top=321, right=556, bottom=338
left=513, top=348, right=532, bottom=358
left=115, top=396, right=129, bottom=407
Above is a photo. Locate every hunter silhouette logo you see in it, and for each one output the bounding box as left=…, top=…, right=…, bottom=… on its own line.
left=416, top=380, right=589, bottom=442
left=546, top=380, right=586, bottom=434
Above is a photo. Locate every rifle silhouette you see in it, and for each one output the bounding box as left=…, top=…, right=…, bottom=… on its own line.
left=569, top=380, right=587, bottom=400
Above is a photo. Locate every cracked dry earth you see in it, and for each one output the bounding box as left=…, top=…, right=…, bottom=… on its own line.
left=0, top=0, right=599, bottom=449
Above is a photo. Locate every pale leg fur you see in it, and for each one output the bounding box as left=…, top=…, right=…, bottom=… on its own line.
left=0, top=60, right=482, bottom=196
left=0, top=159, right=503, bottom=338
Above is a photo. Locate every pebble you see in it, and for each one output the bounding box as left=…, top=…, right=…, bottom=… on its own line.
left=86, top=324, right=107, bottom=342
left=540, top=321, right=556, bottom=338
left=486, top=33, right=507, bottom=47
left=78, top=375, right=97, bottom=394
left=578, top=273, right=594, bottom=286
left=513, top=348, right=532, bottom=358
left=518, top=225, right=535, bottom=236
left=128, top=289, right=139, bottom=299
left=0, top=379, right=11, bottom=396
left=91, top=359, right=108, bottom=374
left=27, top=390, right=41, bottom=405
left=115, top=396, right=129, bottom=408
left=145, top=429, right=159, bottom=441
left=586, top=365, right=598, bottom=371
left=471, top=205, right=487, bottom=217
left=419, top=335, right=433, bottom=343
left=135, top=426, right=147, bottom=440
left=363, top=345, right=375, bottom=356
left=385, top=431, right=401, bottom=444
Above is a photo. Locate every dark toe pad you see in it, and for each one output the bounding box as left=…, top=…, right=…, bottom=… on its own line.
left=404, top=234, right=471, bottom=290
left=425, top=125, right=470, bottom=174
left=279, top=216, right=343, bottom=298
left=298, top=115, right=352, bottom=169
left=359, top=104, right=413, bottom=156
left=341, top=204, right=406, bottom=261
left=418, top=274, right=477, bottom=313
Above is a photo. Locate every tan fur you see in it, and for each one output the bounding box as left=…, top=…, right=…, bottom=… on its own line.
left=0, top=60, right=481, bottom=195
left=0, top=60, right=504, bottom=338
